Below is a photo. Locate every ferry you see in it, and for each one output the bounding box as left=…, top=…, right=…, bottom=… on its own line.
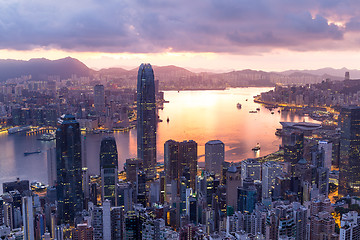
left=237, top=103, right=242, bottom=109
left=167, top=117, right=170, bottom=123
left=249, top=110, right=257, bottom=113
left=252, top=143, right=261, bottom=151
left=24, top=149, right=42, bottom=156
left=256, top=108, right=260, bottom=111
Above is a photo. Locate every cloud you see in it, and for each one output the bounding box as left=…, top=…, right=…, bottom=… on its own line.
left=0, top=0, right=358, bottom=54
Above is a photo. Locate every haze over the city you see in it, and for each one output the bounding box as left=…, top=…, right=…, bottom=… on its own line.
left=2, top=0, right=360, bottom=71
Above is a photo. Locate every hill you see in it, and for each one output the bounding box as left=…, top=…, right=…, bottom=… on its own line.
left=0, top=57, right=93, bottom=81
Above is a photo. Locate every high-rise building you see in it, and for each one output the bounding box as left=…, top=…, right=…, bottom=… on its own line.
left=124, top=211, right=144, bottom=239
left=179, top=140, right=197, bottom=190
left=71, top=223, right=93, bottom=240
left=137, top=63, right=157, bottom=179
left=339, top=106, right=360, bottom=196
left=94, top=85, right=105, bottom=116
left=111, top=207, right=124, bottom=240
left=34, top=213, right=46, bottom=240
left=100, top=136, right=118, bottom=206
left=226, top=165, right=241, bottom=210
left=136, top=170, right=147, bottom=207
left=125, top=158, right=142, bottom=183
left=3, top=178, right=29, bottom=195
left=47, top=147, right=57, bottom=187
left=164, top=140, right=198, bottom=192
left=3, top=203, right=14, bottom=230
left=56, top=114, right=83, bottom=224
left=22, top=196, right=34, bottom=240
left=282, top=130, right=304, bottom=175
left=92, top=200, right=111, bottom=240
left=310, top=212, right=336, bottom=240
left=340, top=211, right=360, bottom=240
left=318, top=140, right=332, bottom=170
left=117, top=182, right=133, bottom=212
left=205, top=140, right=225, bottom=177
left=142, top=218, right=165, bottom=240
left=241, top=158, right=261, bottom=183
left=262, top=161, right=282, bottom=200
left=237, top=177, right=257, bottom=213
left=0, top=197, right=3, bottom=226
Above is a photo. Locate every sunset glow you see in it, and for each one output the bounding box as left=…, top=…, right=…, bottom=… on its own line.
left=1, top=0, right=360, bottom=71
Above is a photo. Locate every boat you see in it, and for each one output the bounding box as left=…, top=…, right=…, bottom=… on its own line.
left=167, top=117, right=170, bottom=123
left=256, top=108, right=260, bottom=111
left=237, top=103, right=242, bottom=109
left=24, top=150, right=42, bottom=156
left=271, top=111, right=274, bottom=114
left=249, top=110, right=257, bottom=113
left=252, top=143, right=260, bottom=151
left=246, top=99, right=248, bottom=101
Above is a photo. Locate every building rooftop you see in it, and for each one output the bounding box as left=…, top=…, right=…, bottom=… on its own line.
left=280, top=122, right=322, bottom=131
left=206, top=140, right=224, bottom=145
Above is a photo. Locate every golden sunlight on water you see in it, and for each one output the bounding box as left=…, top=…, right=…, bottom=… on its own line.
left=154, top=87, right=319, bottom=163
left=0, top=87, right=320, bottom=186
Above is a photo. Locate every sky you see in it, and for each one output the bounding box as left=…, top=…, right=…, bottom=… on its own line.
left=2, top=0, right=360, bottom=72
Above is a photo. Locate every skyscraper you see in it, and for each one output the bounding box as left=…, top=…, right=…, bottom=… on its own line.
left=100, top=136, right=118, bottom=206
left=339, top=106, right=360, bottom=196
left=226, top=165, right=241, bottom=210
left=164, top=140, right=198, bottom=191
left=94, top=84, right=105, bottom=116
left=22, top=196, right=34, bottom=240
left=282, top=130, right=304, bottom=175
left=205, top=140, right=224, bottom=177
left=56, top=114, right=83, bottom=224
left=262, top=161, right=282, bottom=200
left=241, top=158, right=261, bottom=183
left=137, top=63, right=157, bottom=179
left=237, top=177, right=257, bottom=213
left=92, top=200, right=111, bottom=240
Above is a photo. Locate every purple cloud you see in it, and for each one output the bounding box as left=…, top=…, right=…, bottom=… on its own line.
left=0, top=0, right=358, bottom=53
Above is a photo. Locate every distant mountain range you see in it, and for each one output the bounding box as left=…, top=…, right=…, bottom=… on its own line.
left=281, top=67, right=360, bottom=79
left=0, top=57, right=357, bottom=86
left=0, top=57, right=93, bottom=81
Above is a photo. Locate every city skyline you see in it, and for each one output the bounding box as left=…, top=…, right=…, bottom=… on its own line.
left=1, top=1, right=360, bottom=71
left=1, top=0, right=360, bottom=237
left=0, top=68, right=357, bottom=238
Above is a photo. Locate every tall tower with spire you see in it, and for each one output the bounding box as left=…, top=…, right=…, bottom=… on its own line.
left=137, top=63, right=157, bottom=179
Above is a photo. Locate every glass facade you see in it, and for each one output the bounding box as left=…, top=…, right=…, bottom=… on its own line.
left=237, top=177, right=257, bottom=213
left=283, top=131, right=304, bottom=175
left=137, top=63, right=157, bottom=179
left=56, top=114, right=83, bottom=224
left=100, top=136, right=118, bottom=206
left=339, top=106, right=360, bottom=196
left=164, top=140, right=198, bottom=191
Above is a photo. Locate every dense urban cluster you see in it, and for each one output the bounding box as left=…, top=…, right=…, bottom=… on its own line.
left=260, top=73, right=360, bottom=108
left=0, top=71, right=165, bottom=132
left=1, top=65, right=360, bottom=240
